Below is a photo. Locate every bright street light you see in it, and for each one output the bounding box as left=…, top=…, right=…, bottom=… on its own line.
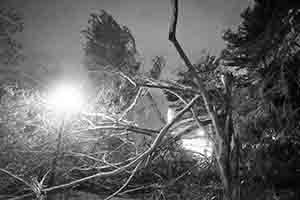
left=44, top=82, right=86, bottom=187
left=46, top=83, right=85, bottom=115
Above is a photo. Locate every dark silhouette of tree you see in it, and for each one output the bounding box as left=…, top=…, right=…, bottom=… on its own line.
left=82, top=10, right=140, bottom=75
left=222, top=0, right=300, bottom=136
left=221, top=0, right=300, bottom=199
left=82, top=10, right=166, bottom=125
left=82, top=10, right=141, bottom=113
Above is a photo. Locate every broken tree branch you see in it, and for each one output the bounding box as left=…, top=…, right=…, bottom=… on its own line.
left=0, top=168, right=32, bottom=189
left=168, top=0, right=221, bottom=141
left=168, top=0, right=229, bottom=195
left=103, top=161, right=142, bottom=200
left=7, top=95, right=200, bottom=200
left=72, top=124, right=158, bottom=137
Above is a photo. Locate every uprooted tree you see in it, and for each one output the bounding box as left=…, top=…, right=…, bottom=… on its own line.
left=0, top=1, right=236, bottom=200
left=1, top=0, right=300, bottom=200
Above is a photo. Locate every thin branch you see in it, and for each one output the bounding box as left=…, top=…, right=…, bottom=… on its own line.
left=103, top=161, right=142, bottom=200
left=40, top=170, right=51, bottom=187
left=165, top=163, right=199, bottom=188
left=168, top=0, right=228, bottom=192
left=58, top=95, right=200, bottom=188
left=168, top=0, right=221, bottom=140
left=69, top=156, right=135, bottom=173
left=6, top=193, right=34, bottom=200
left=81, top=111, right=118, bottom=122
left=166, top=89, right=215, bottom=142
left=66, top=151, right=104, bottom=162
left=118, top=71, right=137, bottom=87
left=140, top=83, right=186, bottom=91
left=115, top=71, right=202, bottom=95
left=0, top=168, right=32, bottom=189
left=80, top=115, right=97, bottom=127
left=51, top=95, right=199, bottom=188
left=8, top=95, right=200, bottom=200
left=72, top=124, right=158, bottom=137
left=119, top=87, right=144, bottom=120
left=146, top=92, right=166, bottom=125
left=119, top=184, right=156, bottom=195
left=119, top=163, right=198, bottom=195
left=166, top=89, right=209, bottom=127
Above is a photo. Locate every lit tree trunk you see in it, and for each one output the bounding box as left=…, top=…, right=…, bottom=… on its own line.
left=48, top=118, right=65, bottom=199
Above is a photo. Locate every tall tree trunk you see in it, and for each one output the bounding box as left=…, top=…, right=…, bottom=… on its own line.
left=167, top=1, right=236, bottom=199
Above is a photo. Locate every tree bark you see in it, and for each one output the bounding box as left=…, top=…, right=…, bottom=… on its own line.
left=168, top=1, right=235, bottom=199
left=48, top=118, right=65, bottom=190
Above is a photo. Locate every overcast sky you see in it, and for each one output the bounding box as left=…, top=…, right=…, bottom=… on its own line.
left=3, top=0, right=251, bottom=78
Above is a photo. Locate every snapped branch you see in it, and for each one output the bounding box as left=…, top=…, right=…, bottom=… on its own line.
left=7, top=95, right=200, bottom=200
left=168, top=0, right=222, bottom=151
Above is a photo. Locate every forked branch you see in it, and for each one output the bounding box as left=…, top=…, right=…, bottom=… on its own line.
left=168, top=0, right=229, bottom=194
left=168, top=0, right=223, bottom=153
left=7, top=95, right=200, bottom=200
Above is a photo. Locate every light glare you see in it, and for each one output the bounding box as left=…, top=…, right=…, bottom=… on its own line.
left=46, top=84, right=84, bottom=114
left=182, top=138, right=213, bottom=157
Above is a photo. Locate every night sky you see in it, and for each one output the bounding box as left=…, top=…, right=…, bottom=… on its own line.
left=3, top=0, right=251, bottom=78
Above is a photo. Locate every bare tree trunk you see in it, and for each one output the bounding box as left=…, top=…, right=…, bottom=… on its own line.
left=168, top=1, right=235, bottom=199
left=48, top=119, right=65, bottom=200
left=223, top=73, right=234, bottom=200
left=232, top=132, right=241, bottom=200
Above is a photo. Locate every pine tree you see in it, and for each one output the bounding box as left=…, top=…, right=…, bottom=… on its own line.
left=82, top=10, right=141, bottom=113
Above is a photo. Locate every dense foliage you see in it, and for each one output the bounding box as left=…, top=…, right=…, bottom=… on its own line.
left=164, top=0, right=300, bottom=199
left=221, top=1, right=300, bottom=198
left=82, top=10, right=141, bottom=113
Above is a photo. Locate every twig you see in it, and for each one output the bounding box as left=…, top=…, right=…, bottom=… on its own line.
left=166, top=89, right=209, bottom=127
left=166, top=89, right=215, bottom=142
left=118, top=71, right=137, bottom=87
left=139, top=82, right=201, bottom=95
left=72, top=124, right=158, bottom=137
left=40, top=170, right=51, bottom=187
left=0, top=169, right=38, bottom=200
left=119, top=184, right=156, bottom=195
left=146, top=92, right=166, bottom=124
left=103, top=161, right=142, bottom=200
left=0, top=168, right=32, bottom=189
left=6, top=193, right=34, bottom=200
left=119, top=87, right=143, bottom=120
left=81, top=111, right=117, bottom=122
left=165, top=163, right=199, bottom=188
